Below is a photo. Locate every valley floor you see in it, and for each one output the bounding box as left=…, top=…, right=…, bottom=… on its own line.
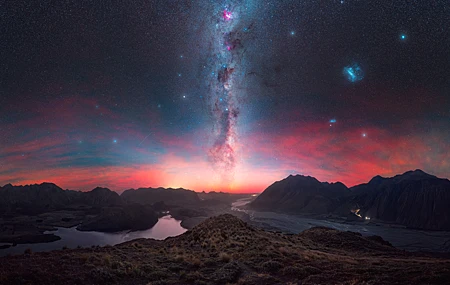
left=244, top=210, right=450, bottom=253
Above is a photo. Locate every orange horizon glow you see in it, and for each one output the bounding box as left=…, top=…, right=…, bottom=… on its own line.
left=1, top=98, right=449, bottom=193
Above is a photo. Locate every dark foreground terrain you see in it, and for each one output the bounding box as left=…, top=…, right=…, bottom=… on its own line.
left=1, top=214, right=449, bottom=285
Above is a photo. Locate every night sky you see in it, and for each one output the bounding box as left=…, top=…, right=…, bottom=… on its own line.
left=1, top=1, right=450, bottom=192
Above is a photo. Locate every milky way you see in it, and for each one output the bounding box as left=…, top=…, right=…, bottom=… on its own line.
left=202, top=1, right=255, bottom=184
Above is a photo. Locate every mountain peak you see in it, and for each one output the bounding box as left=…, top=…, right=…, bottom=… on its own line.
left=398, top=169, right=437, bottom=180
left=91, top=186, right=114, bottom=193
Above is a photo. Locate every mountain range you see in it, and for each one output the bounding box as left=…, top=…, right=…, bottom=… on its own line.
left=0, top=183, right=206, bottom=243
left=0, top=183, right=201, bottom=214
left=250, top=169, right=450, bottom=231
left=1, top=169, right=449, bottom=232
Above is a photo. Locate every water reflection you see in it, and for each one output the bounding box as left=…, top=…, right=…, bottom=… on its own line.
left=0, top=215, right=186, bottom=256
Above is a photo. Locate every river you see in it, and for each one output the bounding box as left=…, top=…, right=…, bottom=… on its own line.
left=231, top=196, right=450, bottom=252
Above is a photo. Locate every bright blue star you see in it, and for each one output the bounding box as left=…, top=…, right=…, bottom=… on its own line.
left=290, top=31, right=295, bottom=36
left=329, top=119, right=337, bottom=123
left=343, top=63, right=364, bottom=83
left=400, top=33, right=407, bottom=41
left=113, top=139, right=117, bottom=143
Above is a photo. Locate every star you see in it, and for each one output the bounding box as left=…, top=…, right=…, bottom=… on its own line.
left=183, top=95, right=186, bottom=99
left=362, top=133, right=367, bottom=138
left=113, top=139, right=117, bottom=143
left=400, top=33, right=407, bottom=41
left=290, top=31, right=295, bottom=36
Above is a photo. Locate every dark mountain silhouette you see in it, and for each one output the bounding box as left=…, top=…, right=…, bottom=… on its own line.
left=0, top=183, right=122, bottom=214
left=121, top=187, right=201, bottom=206
left=250, top=174, right=349, bottom=214
left=349, top=169, right=450, bottom=230
left=78, top=187, right=123, bottom=207
left=0, top=183, right=157, bottom=234
left=250, top=170, right=450, bottom=231
left=0, top=183, right=77, bottom=214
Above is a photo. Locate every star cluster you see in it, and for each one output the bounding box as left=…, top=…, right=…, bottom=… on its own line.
left=0, top=1, right=450, bottom=192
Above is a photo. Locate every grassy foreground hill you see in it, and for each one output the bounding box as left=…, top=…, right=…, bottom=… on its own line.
left=1, top=214, right=449, bottom=285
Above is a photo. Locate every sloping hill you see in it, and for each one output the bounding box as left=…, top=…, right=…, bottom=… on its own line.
left=250, top=174, right=349, bottom=214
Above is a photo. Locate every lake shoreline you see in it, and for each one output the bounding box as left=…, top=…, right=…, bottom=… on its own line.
left=0, top=215, right=187, bottom=256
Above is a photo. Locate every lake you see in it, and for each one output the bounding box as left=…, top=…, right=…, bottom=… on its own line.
left=0, top=215, right=187, bottom=256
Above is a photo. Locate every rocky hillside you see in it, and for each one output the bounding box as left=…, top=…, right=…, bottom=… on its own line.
left=0, top=214, right=449, bottom=284
left=250, top=174, right=349, bottom=214
left=349, top=169, right=450, bottom=230
left=121, top=187, right=201, bottom=206
left=249, top=170, right=450, bottom=231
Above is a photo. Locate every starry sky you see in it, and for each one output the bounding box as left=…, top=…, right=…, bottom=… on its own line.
left=1, top=0, right=450, bottom=193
